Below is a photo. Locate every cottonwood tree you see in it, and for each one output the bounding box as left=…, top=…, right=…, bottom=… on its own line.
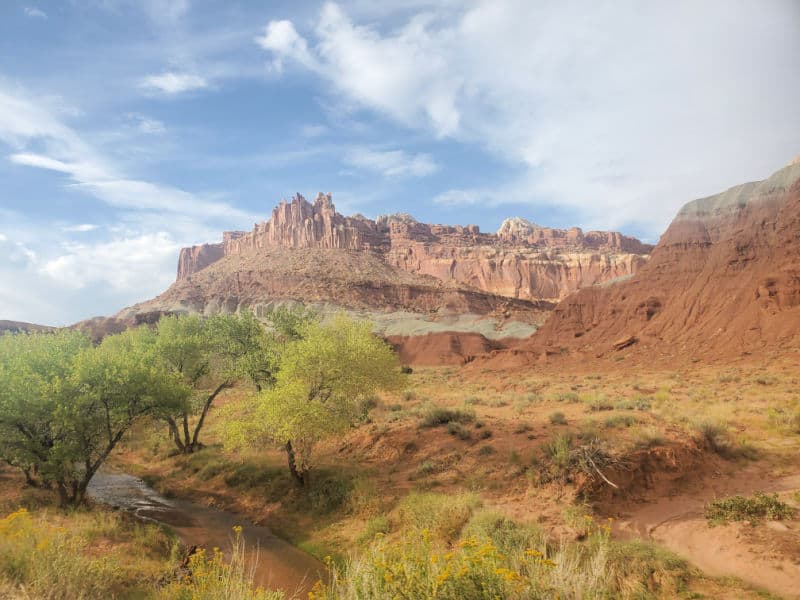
left=155, top=311, right=275, bottom=454
left=0, top=328, right=186, bottom=506
left=227, top=314, right=404, bottom=487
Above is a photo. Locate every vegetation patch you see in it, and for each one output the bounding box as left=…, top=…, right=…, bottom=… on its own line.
left=705, top=492, right=795, bottom=526
left=420, top=406, right=475, bottom=428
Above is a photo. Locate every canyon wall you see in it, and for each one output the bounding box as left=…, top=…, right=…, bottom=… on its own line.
left=175, top=192, right=652, bottom=303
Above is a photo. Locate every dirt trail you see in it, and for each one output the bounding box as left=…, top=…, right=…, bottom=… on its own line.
left=611, top=466, right=800, bottom=599
left=88, top=469, right=324, bottom=597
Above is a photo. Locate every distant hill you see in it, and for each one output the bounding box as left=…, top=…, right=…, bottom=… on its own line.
left=0, top=320, right=54, bottom=334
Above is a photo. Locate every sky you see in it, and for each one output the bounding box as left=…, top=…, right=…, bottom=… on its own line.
left=1, top=0, right=799, bottom=325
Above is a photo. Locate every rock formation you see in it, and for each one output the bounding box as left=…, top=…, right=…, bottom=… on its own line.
left=525, top=160, right=800, bottom=361
left=173, top=192, right=652, bottom=303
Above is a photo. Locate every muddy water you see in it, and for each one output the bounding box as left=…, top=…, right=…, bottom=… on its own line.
left=88, top=469, right=324, bottom=596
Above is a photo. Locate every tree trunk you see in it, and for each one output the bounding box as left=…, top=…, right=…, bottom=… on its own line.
left=285, top=440, right=306, bottom=487
left=190, top=382, right=230, bottom=450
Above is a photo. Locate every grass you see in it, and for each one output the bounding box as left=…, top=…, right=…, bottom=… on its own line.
left=705, top=492, right=795, bottom=526
left=397, top=492, right=482, bottom=541
left=316, top=510, right=696, bottom=600
left=0, top=506, right=176, bottom=599
left=357, top=516, right=391, bottom=545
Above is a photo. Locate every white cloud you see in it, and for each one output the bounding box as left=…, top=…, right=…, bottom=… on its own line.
left=0, top=233, right=7, bottom=242
left=256, top=20, right=316, bottom=72
left=141, top=72, right=208, bottom=94
left=345, top=148, right=438, bottom=177
left=40, top=233, right=180, bottom=292
left=23, top=7, right=47, bottom=18
left=62, top=224, right=98, bottom=232
left=259, top=0, right=800, bottom=235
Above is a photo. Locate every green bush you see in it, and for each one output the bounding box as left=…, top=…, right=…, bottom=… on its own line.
left=705, top=492, right=794, bottom=526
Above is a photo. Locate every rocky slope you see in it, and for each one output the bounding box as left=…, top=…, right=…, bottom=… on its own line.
left=524, top=160, right=800, bottom=361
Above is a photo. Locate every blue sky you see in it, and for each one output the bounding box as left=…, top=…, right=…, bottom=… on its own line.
left=1, top=0, right=799, bottom=325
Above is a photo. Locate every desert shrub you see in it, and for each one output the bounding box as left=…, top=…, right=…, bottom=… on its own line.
left=604, top=414, right=636, bottom=428
left=633, top=426, right=664, bottom=449
left=767, top=404, right=800, bottom=434
left=478, top=429, right=493, bottom=440
left=542, top=433, right=573, bottom=472
left=416, top=460, right=438, bottom=477
left=653, top=388, right=671, bottom=403
left=447, top=422, right=472, bottom=440
left=615, top=397, right=652, bottom=411
left=403, top=390, right=417, bottom=402
left=584, top=394, right=613, bottom=412
left=514, top=422, right=533, bottom=434
left=693, top=420, right=758, bottom=460
left=477, top=445, right=495, bottom=456
left=358, top=516, right=391, bottom=544
left=549, top=411, right=567, bottom=425
left=487, top=398, right=509, bottom=408
left=397, top=492, right=481, bottom=541
left=463, top=396, right=484, bottom=406
left=754, top=375, right=778, bottom=386
left=160, top=527, right=284, bottom=600
left=400, top=365, right=413, bottom=374
left=705, top=492, right=795, bottom=526
left=554, top=392, right=580, bottom=403
left=421, top=406, right=475, bottom=428
left=577, top=420, right=601, bottom=443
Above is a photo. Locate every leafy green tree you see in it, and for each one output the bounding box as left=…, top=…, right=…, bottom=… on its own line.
left=227, top=314, right=404, bottom=486
left=155, top=311, right=275, bottom=454
left=0, top=328, right=187, bottom=506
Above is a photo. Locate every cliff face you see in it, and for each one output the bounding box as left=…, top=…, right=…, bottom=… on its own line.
left=526, top=161, right=800, bottom=360
left=173, top=192, right=652, bottom=303
left=177, top=243, right=224, bottom=280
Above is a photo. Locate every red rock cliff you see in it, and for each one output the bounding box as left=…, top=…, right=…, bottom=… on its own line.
left=527, top=160, right=800, bottom=359
left=173, top=193, right=652, bottom=302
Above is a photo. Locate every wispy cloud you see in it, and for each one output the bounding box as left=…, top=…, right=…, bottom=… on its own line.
left=23, top=7, right=47, bottom=19
left=127, top=113, right=166, bottom=134
left=345, top=147, right=438, bottom=178
left=259, top=0, right=800, bottom=235
left=141, top=72, right=208, bottom=94
left=61, top=224, right=98, bottom=233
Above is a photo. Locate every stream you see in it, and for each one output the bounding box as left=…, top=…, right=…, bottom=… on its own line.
left=87, top=469, right=325, bottom=597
